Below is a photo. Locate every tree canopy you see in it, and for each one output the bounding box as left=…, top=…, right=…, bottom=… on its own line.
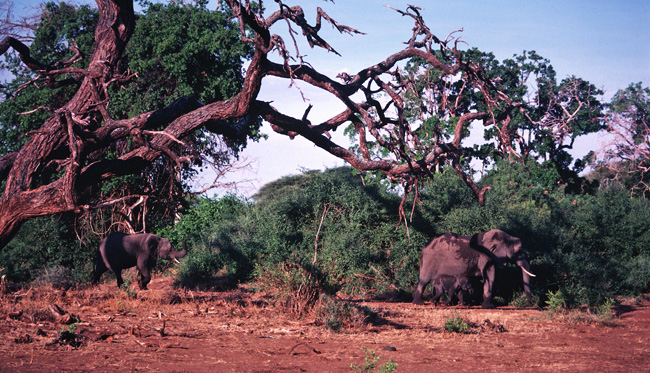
left=0, top=0, right=257, bottom=241
left=0, top=0, right=635, bottom=250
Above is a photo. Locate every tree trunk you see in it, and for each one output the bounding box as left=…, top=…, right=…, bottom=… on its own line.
left=0, top=0, right=135, bottom=247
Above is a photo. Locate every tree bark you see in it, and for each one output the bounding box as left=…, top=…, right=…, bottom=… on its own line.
left=0, top=1, right=523, bottom=248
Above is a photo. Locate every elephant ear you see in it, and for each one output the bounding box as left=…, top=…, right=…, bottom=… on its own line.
left=494, top=230, right=521, bottom=254
left=469, top=232, right=499, bottom=262
left=486, top=229, right=504, bottom=243
left=474, top=230, right=509, bottom=266
left=144, top=234, right=161, bottom=257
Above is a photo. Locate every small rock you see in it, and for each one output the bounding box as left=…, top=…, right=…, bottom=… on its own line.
left=14, top=334, right=32, bottom=344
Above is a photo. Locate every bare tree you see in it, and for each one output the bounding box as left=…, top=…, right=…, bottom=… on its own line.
left=0, top=0, right=39, bottom=95
left=599, top=83, right=650, bottom=196
left=0, top=0, right=529, bottom=248
left=0, top=0, right=39, bottom=42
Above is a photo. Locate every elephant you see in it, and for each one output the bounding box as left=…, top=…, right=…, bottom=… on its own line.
left=430, top=275, right=475, bottom=306
left=413, top=229, right=535, bottom=308
left=92, top=233, right=188, bottom=289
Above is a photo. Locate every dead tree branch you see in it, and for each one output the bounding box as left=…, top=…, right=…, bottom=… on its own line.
left=0, top=0, right=527, bottom=248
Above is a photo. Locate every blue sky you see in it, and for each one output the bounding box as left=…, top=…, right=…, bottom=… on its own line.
left=7, top=0, right=650, bottom=195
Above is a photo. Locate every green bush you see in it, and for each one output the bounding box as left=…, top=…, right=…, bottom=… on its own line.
left=33, top=265, right=73, bottom=289
left=176, top=246, right=229, bottom=289
left=315, top=294, right=377, bottom=332
left=0, top=214, right=96, bottom=285
left=509, top=292, right=538, bottom=308
left=164, top=164, right=650, bottom=306
left=247, top=168, right=420, bottom=297
left=546, top=284, right=587, bottom=312
left=254, top=261, right=322, bottom=317
left=623, top=255, right=650, bottom=294
left=161, top=195, right=257, bottom=288
left=350, top=346, right=397, bottom=373
left=444, top=314, right=470, bottom=334
left=593, top=298, right=616, bottom=319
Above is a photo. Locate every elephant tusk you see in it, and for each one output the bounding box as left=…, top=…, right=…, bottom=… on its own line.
left=174, top=258, right=181, bottom=264
left=521, top=266, right=536, bottom=277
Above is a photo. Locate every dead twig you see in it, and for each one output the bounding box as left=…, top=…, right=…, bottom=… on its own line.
left=288, top=342, right=321, bottom=355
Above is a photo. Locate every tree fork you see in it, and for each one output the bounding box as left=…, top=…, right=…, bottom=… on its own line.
left=0, top=1, right=533, bottom=249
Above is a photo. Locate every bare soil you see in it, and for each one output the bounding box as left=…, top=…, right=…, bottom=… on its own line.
left=1, top=277, right=649, bottom=372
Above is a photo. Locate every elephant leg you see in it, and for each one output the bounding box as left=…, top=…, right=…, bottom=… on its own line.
left=92, top=259, right=107, bottom=285
left=115, top=270, right=124, bottom=288
left=137, top=266, right=151, bottom=290
left=430, top=286, right=444, bottom=305
left=136, top=255, right=152, bottom=290
left=444, top=285, right=459, bottom=306
left=457, top=290, right=466, bottom=306
left=481, top=265, right=496, bottom=309
left=413, top=278, right=429, bottom=305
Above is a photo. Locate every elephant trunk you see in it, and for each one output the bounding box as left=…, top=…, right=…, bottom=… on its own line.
left=518, top=259, right=535, bottom=301
left=172, top=239, right=189, bottom=262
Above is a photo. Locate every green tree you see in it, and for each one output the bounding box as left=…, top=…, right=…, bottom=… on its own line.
left=159, top=194, right=254, bottom=288
left=217, top=167, right=424, bottom=295
left=398, top=49, right=603, bottom=194
left=0, top=2, right=98, bottom=154
left=0, top=0, right=611, bottom=255
left=0, top=1, right=257, bottom=236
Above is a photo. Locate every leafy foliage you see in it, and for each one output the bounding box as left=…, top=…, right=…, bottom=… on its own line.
left=0, top=1, right=259, bottom=240
left=110, top=1, right=249, bottom=118
left=0, top=214, right=97, bottom=284
left=250, top=167, right=423, bottom=296
left=350, top=346, right=397, bottom=373
left=315, top=295, right=377, bottom=332
left=443, top=314, right=470, bottom=334
left=0, top=2, right=98, bottom=154
left=159, top=163, right=650, bottom=309
left=1, top=3, right=646, bottom=311
left=398, top=49, right=603, bottom=192
left=254, top=262, right=322, bottom=317
left=159, top=195, right=254, bottom=288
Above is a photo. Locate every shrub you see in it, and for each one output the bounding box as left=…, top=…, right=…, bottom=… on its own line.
left=509, top=292, right=538, bottom=308
left=118, top=279, right=138, bottom=299
left=623, top=255, right=650, bottom=294
left=314, top=294, right=377, bottom=332
left=444, top=314, right=470, bottom=334
left=248, top=167, right=419, bottom=296
left=165, top=164, right=650, bottom=305
left=33, top=265, right=73, bottom=289
left=175, top=246, right=230, bottom=289
left=350, top=346, right=397, bottom=373
left=254, top=261, right=322, bottom=317
left=0, top=214, right=96, bottom=285
left=592, top=298, right=616, bottom=319
left=545, top=284, right=587, bottom=313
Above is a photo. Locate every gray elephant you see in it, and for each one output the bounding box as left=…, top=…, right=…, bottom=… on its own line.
left=92, top=233, right=188, bottom=289
left=413, top=229, right=535, bottom=308
left=430, top=275, right=475, bottom=306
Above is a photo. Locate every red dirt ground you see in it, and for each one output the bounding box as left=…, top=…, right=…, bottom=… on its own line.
left=1, top=278, right=649, bottom=372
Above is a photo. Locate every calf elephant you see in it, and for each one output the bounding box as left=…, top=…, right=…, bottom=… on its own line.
left=92, top=233, right=188, bottom=289
left=413, top=229, right=535, bottom=308
left=430, top=275, right=475, bottom=306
